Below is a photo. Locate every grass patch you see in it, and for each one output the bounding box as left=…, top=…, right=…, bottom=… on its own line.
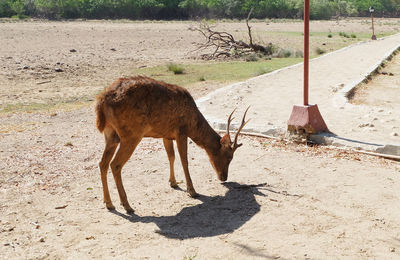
left=0, top=96, right=93, bottom=114
left=132, top=58, right=302, bottom=88
left=257, top=30, right=395, bottom=59
left=254, top=67, right=271, bottom=76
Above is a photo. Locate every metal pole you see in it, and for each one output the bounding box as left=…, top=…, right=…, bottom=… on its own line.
left=372, top=12, right=374, bottom=35
left=371, top=12, right=376, bottom=40
left=304, top=0, right=310, bottom=106
left=370, top=6, right=377, bottom=40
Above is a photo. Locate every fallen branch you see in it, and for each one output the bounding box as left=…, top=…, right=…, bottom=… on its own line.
left=189, top=9, right=274, bottom=59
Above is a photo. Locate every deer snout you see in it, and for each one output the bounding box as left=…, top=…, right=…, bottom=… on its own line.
left=217, top=171, right=228, bottom=182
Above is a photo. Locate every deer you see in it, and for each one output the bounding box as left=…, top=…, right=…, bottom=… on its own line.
left=95, top=75, right=249, bottom=214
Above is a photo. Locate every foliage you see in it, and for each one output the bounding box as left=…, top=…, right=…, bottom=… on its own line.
left=167, top=63, right=185, bottom=74
left=339, top=31, right=350, bottom=38
left=1, top=0, right=399, bottom=19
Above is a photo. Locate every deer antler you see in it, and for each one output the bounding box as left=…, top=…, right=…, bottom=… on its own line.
left=233, top=106, right=250, bottom=151
left=226, top=108, right=237, bottom=137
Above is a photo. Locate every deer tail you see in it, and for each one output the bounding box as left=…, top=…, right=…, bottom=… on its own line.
left=95, top=95, right=106, bottom=133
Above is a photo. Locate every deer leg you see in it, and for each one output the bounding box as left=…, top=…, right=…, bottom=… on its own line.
left=163, top=138, right=177, bottom=188
left=110, top=137, right=141, bottom=214
left=99, top=128, right=119, bottom=211
left=176, top=135, right=197, bottom=197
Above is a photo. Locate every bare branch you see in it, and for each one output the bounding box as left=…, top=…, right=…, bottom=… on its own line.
left=189, top=18, right=274, bottom=60
left=246, top=8, right=254, bottom=47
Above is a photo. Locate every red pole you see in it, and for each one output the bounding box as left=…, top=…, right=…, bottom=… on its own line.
left=371, top=12, right=376, bottom=40
left=371, top=12, right=375, bottom=35
left=304, top=0, right=310, bottom=106
left=287, top=0, right=328, bottom=134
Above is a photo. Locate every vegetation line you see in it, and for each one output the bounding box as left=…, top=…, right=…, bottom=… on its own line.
left=2, top=0, right=399, bottom=20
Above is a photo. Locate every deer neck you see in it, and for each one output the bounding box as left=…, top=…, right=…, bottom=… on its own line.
left=188, top=112, right=221, bottom=155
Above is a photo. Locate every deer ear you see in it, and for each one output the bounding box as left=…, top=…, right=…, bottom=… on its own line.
left=220, top=134, right=231, bottom=148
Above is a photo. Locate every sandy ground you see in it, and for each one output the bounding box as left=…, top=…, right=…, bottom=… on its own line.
left=1, top=20, right=400, bottom=259
left=352, top=52, right=400, bottom=108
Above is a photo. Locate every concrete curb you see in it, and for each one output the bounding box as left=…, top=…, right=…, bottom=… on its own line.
left=309, top=133, right=400, bottom=157
left=334, top=36, right=400, bottom=107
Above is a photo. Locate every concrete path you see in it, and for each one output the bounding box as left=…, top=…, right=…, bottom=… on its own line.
left=197, top=33, right=400, bottom=155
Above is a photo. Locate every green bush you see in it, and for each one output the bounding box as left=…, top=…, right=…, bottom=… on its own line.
left=310, top=0, right=334, bottom=20
left=7, top=0, right=25, bottom=17
left=339, top=31, right=350, bottom=38
left=167, top=63, right=185, bottom=74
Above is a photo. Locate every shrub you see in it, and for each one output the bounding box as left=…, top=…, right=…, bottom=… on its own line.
left=245, top=53, right=259, bottom=62
left=327, top=33, right=333, bottom=38
left=8, top=0, right=26, bottom=17
left=167, top=63, right=185, bottom=74
left=339, top=32, right=350, bottom=38
left=295, top=50, right=304, bottom=58
left=315, top=47, right=326, bottom=55
left=275, top=49, right=293, bottom=58
left=310, top=0, right=334, bottom=20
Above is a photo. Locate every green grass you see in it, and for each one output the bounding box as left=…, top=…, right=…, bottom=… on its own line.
left=132, top=58, right=302, bottom=88
left=256, top=30, right=395, bottom=57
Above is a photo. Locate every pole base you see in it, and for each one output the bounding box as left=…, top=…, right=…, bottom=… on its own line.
left=371, top=34, right=377, bottom=40
left=287, top=104, right=328, bottom=134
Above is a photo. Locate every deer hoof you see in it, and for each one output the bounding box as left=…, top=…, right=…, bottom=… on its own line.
left=125, top=206, right=135, bottom=215
left=169, top=180, right=178, bottom=188
left=188, top=189, right=198, bottom=198
left=106, top=203, right=115, bottom=211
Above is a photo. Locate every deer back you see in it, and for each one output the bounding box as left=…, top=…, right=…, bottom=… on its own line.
left=97, top=76, right=202, bottom=139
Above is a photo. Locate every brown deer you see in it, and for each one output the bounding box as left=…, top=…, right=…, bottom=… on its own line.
left=95, top=76, right=249, bottom=214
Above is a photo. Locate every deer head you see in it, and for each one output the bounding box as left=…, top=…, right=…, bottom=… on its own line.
left=210, top=107, right=250, bottom=181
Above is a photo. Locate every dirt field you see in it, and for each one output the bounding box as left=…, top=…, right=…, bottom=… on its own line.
left=352, top=51, right=400, bottom=109
left=1, top=18, right=400, bottom=108
left=1, top=19, right=400, bottom=259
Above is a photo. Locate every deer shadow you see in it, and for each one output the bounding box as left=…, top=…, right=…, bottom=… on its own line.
left=111, top=182, right=268, bottom=239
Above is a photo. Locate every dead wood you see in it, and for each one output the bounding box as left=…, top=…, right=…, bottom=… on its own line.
left=189, top=8, right=274, bottom=60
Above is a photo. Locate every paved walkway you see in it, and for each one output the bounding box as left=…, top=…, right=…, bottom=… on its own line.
left=197, top=33, right=400, bottom=155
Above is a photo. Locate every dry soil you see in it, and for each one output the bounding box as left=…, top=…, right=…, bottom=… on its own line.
left=1, top=19, right=400, bottom=259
